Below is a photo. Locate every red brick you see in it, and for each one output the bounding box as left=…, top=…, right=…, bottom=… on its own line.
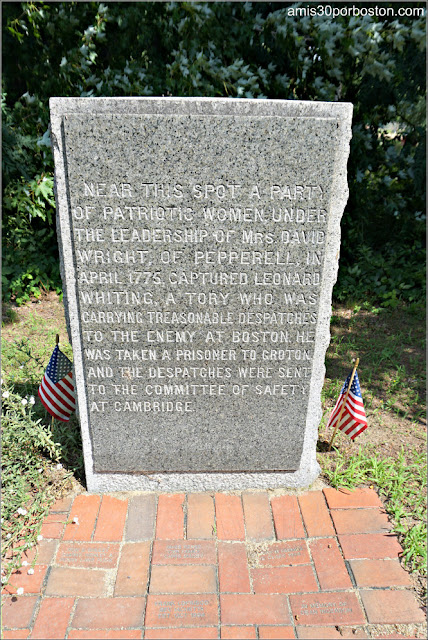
left=323, top=487, right=383, bottom=509
left=271, top=495, right=305, bottom=539
left=68, top=631, right=141, bottom=639
left=149, top=565, right=216, bottom=593
left=50, top=494, right=74, bottom=512
left=339, top=533, right=403, bottom=559
left=298, top=492, right=335, bottom=537
left=40, top=513, right=65, bottom=539
left=4, top=565, right=47, bottom=595
left=215, top=494, right=245, bottom=541
left=125, top=494, right=157, bottom=541
left=21, top=540, right=57, bottom=565
left=259, top=628, right=295, bottom=639
left=145, top=594, right=218, bottom=627
left=2, top=596, right=38, bottom=629
left=290, top=593, right=365, bottom=625
left=310, top=538, right=352, bottom=590
left=155, top=494, right=185, bottom=540
left=56, top=542, right=120, bottom=568
left=93, top=496, right=128, bottom=542
left=114, top=542, right=150, bottom=596
left=242, top=493, right=274, bottom=541
left=220, top=594, right=290, bottom=625
left=221, top=627, right=257, bottom=639
left=152, top=540, right=216, bottom=565
left=331, top=508, right=391, bottom=534
left=2, top=632, right=30, bottom=639
left=145, top=630, right=218, bottom=639
left=63, top=494, right=101, bottom=541
left=187, top=494, right=215, bottom=539
left=72, top=597, right=145, bottom=629
left=350, top=558, right=411, bottom=587
left=45, top=567, right=108, bottom=596
left=296, top=626, right=368, bottom=638
left=258, top=541, right=310, bottom=566
left=30, top=597, right=74, bottom=639
left=252, top=565, right=318, bottom=594
left=218, top=542, right=251, bottom=593
left=360, top=590, right=425, bottom=624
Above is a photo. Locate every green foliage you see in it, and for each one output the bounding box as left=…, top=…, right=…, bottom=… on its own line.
left=324, top=446, right=427, bottom=577
left=1, top=384, right=61, bottom=585
left=2, top=2, right=426, bottom=303
left=336, top=240, right=426, bottom=306
left=2, top=93, right=60, bottom=304
left=1, top=334, right=83, bottom=588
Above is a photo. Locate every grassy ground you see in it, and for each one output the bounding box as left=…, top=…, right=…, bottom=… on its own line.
left=1, top=294, right=426, bottom=600
left=318, top=301, right=426, bottom=601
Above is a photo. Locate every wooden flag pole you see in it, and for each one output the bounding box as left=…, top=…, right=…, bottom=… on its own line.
left=328, top=357, right=359, bottom=451
left=52, top=334, right=60, bottom=429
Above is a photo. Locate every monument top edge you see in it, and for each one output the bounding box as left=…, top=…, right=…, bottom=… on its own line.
left=49, top=96, right=353, bottom=119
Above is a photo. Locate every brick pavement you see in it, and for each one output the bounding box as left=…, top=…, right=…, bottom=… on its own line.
left=1, top=488, right=425, bottom=639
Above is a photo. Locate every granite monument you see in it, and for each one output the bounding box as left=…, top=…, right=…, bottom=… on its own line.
left=50, top=97, right=352, bottom=491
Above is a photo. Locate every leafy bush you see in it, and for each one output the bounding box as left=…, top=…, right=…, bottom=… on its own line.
left=1, top=384, right=61, bottom=584
left=1, top=335, right=83, bottom=588
left=2, top=93, right=60, bottom=304
left=2, top=2, right=426, bottom=304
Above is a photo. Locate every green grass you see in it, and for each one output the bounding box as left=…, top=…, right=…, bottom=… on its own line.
left=1, top=325, right=83, bottom=588
left=319, top=301, right=426, bottom=594
left=324, top=445, right=427, bottom=576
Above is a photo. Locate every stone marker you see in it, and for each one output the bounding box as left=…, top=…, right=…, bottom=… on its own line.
left=50, top=97, right=352, bottom=491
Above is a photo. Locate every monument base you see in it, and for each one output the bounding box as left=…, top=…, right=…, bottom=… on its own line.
left=83, top=413, right=321, bottom=492
left=86, top=465, right=321, bottom=493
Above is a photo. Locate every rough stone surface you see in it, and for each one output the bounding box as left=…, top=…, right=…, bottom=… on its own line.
left=50, top=97, right=352, bottom=491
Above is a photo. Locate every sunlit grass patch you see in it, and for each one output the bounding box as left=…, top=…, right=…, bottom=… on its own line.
left=323, top=445, right=427, bottom=578
left=320, top=302, right=426, bottom=598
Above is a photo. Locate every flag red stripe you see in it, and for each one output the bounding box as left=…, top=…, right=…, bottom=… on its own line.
left=39, top=382, right=72, bottom=418
left=42, top=376, right=75, bottom=412
left=346, top=404, right=367, bottom=422
left=330, top=397, right=344, bottom=421
left=56, top=372, right=75, bottom=397
left=326, top=396, right=344, bottom=428
left=45, top=372, right=76, bottom=405
left=339, top=414, right=354, bottom=432
left=350, top=425, right=368, bottom=439
left=328, top=372, right=367, bottom=441
left=60, top=375, right=75, bottom=395
left=346, top=397, right=367, bottom=419
left=342, top=407, right=367, bottom=430
left=343, top=420, right=359, bottom=435
left=348, top=389, right=365, bottom=405
left=38, top=387, right=70, bottom=422
left=347, top=393, right=366, bottom=413
left=56, top=378, right=76, bottom=404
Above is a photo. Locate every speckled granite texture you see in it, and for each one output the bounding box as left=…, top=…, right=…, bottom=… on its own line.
left=50, top=97, right=352, bottom=491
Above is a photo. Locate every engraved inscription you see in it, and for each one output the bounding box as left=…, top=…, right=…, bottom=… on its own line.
left=299, top=601, right=353, bottom=616
left=155, top=599, right=210, bottom=619
left=58, top=110, right=346, bottom=473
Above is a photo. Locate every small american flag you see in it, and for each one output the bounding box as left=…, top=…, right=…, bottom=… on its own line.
left=327, top=370, right=367, bottom=440
left=38, top=345, right=76, bottom=422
